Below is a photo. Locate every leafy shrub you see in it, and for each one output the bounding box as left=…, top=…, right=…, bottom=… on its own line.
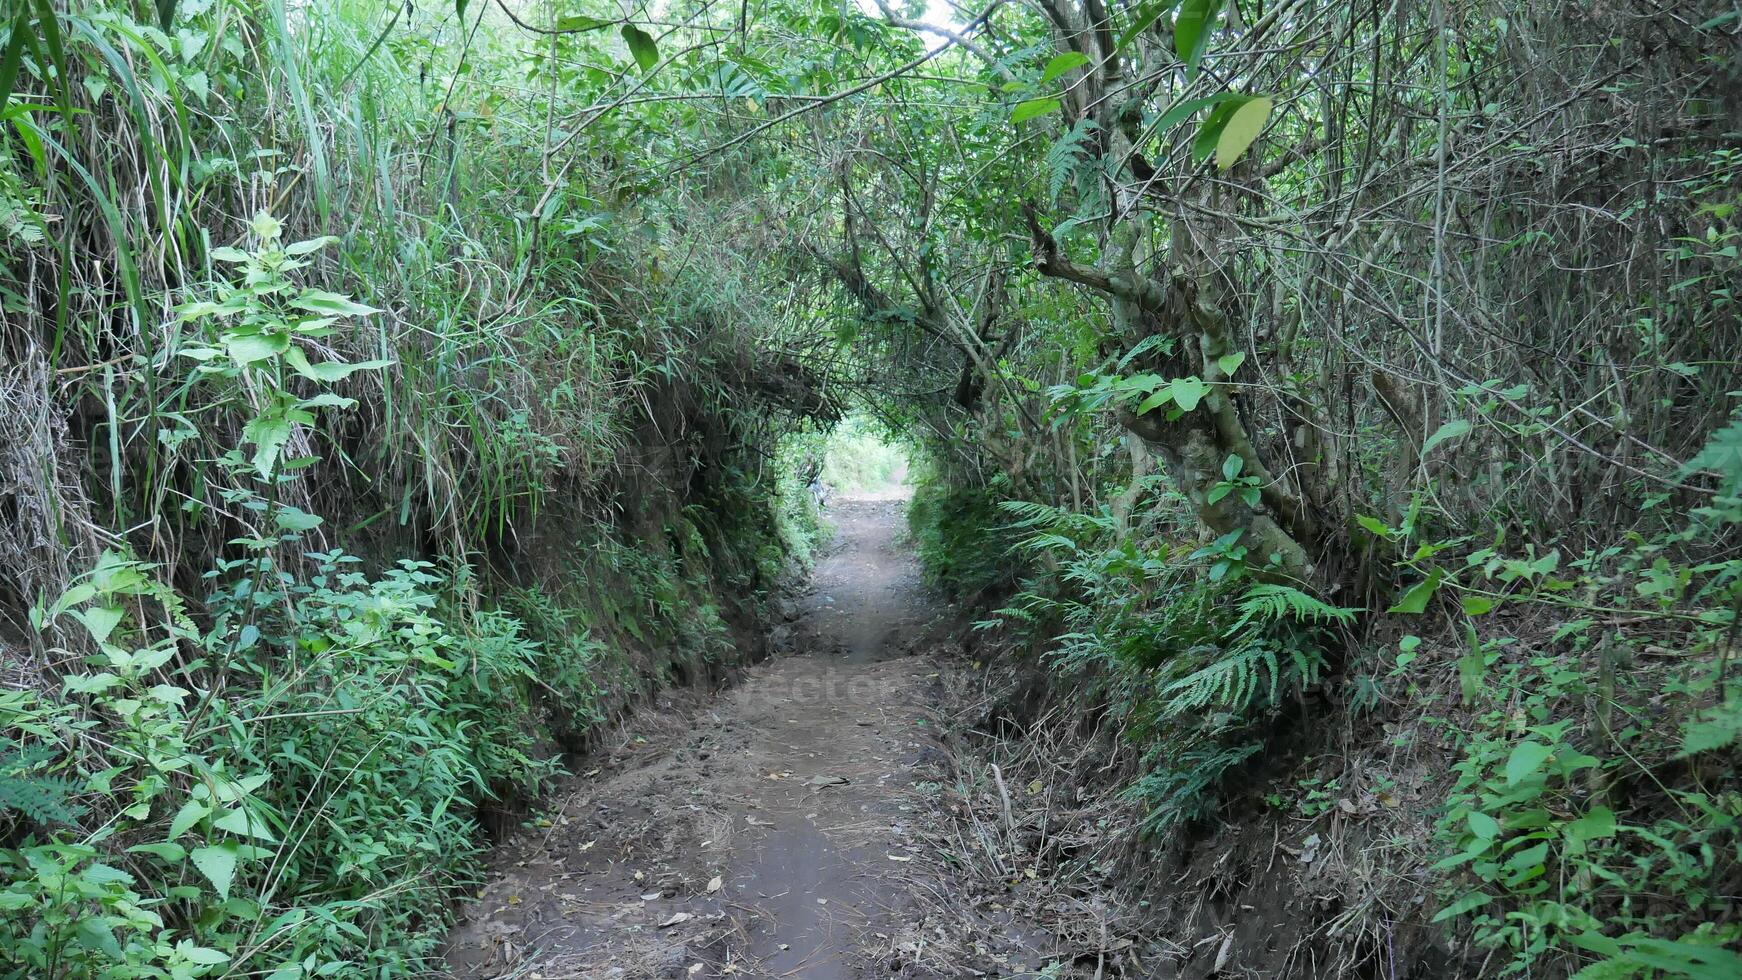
left=0, top=546, right=560, bottom=977
left=983, top=498, right=1355, bottom=837
left=1431, top=654, right=1742, bottom=979
left=908, top=473, right=1013, bottom=598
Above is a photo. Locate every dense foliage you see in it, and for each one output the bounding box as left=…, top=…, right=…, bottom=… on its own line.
left=0, top=0, right=831, bottom=973
left=2, top=0, right=1739, bottom=975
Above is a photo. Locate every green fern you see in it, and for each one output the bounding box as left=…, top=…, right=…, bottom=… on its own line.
left=1163, top=643, right=1276, bottom=715
left=1162, top=637, right=1328, bottom=718
left=1125, top=740, right=1263, bottom=834
left=1228, top=583, right=1359, bottom=634
left=0, top=740, right=85, bottom=827
left=1045, top=119, right=1100, bottom=205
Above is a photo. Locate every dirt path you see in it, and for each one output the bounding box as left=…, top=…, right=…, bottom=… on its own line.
left=445, top=495, right=969, bottom=978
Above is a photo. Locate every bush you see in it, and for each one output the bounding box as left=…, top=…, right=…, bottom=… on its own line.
left=0, top=548, right=558, bottom=976
left=907, top=472, right=1012, bottom=598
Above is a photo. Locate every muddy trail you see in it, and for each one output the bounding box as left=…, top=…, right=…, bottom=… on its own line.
left=446, top=495, right=1149, bottom=979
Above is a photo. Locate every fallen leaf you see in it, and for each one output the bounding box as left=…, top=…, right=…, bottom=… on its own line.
left=1213, top=934, right=1235, bottom=973
left=659, top=912, right=692, bottom=928
left=641, top=892, right=661, bottom=901
left=808, top=774, right=850, bottom=788
left=886, top=853, right=913, bottom=863
left=706, top=876, right=723, bottom=893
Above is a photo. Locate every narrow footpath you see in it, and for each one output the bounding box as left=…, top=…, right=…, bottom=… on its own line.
left=445, top=494, right=973, bottom=978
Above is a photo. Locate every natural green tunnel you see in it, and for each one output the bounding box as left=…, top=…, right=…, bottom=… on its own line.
left=1, top=0, right=1740, bottom=977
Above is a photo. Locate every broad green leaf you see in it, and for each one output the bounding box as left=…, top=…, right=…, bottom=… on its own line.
left=297, top=393, right=358, bottom=410
left=1214, top=96, right=1271, bottom=169
left=1683, top=418, right=1742, bottom=493
left=243, top=413, right=293, bottom=479
left=169, top=799, right=210, bottom=839
left=1040, top=52, right=1090, bottom=85
left=1504, top=840, right=1549, bottom=873
left=74, top=918, right=124, bottom=959
left=282, top=235, right=338, bottom=256
left=127, top=841, right=187, bottom=862
left=1012, top=97, right=1061, bottom=124
left=1465, top=810, right=1500, bottom=840
left=1677, top=701, right=1742, bottom=757
left=1170, top=376, right=1208, bottom=411
left=191, top=842, right=240, bottom=900
left=63, top=672, right=122, bottom=695
left=82, top=861, right=134, bottom=886
left=1136, top=388, right=1173, bottom=414
left=1565, top=805, right=1617, bottom=842
left=1221, top=454, right=1242, bottom=480
left=75, top=605, right=124, bottom=644
left=1388, top=568, right=1443, bottom=613
left=1461, top=594, right=1495, bottom=615
left=273, top=506, right=323, bottom=532
left=622, top=25, right=658, bottom=72
left=213, top=806, right=278, bottom=842
left=285, top=347, right=391, bottom=383
left=183, top=948, right=231, bottom=966
left=1504, top=740, right=1554, bottom=786
left=249, top=211, right=282, bottom=241
left=291, top=290, right=381, bottom=317
left=1355, top=514, right=1394, bottom=539
left=1619, top=939, right=1742, bottom=978
left=1192, top=98, right=1244, bottom=163
left=1115, top=0, right=1184, bottom=53
left=1216, top=352, right=1246, bottom=375
left=209, top=246, right=251, bottom=263
left=1175, top=0, right=1223, bottom=75
left=1422, top=419, right=1473, bottom=456
left=225, top=331, right=287, bottom=365
left=1430, top=889, right=1494, bottom=923
left=555, top=14, right=612, bottom=31
left=1150, top=92, right=1241, bottom=141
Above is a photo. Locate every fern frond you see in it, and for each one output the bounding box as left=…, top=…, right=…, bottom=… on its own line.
left=1046, top=119, right=1099, bottom=204
left=1162, top=644, right=1280, bottom=716
left=1124, top=740, right=1263, bottom=835
left=1229, top=584, right=1359, bottom=634
left=0, top=740, right=85, bottom=826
